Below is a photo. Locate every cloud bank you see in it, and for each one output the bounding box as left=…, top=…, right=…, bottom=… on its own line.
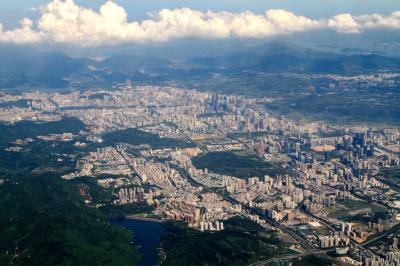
left=0, top=0, right=400, bottom=46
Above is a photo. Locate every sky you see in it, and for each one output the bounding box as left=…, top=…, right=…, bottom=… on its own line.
left=1, top=0, right=399, bottom=23
left=0, top=0, right=399, bottom=48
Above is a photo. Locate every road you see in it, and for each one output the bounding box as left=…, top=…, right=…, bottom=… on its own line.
left=172, top=161, right=316, bottom=251
left=307, top=212, right=359, bottom=247
left=180, top=125, right=399, bottom=262
left=172, top=125, right=320, bottom=252
left=362, top=223, right=400, bottom=246
left=247, top=248, right=336, bottom=266
left=376, top=175, right=400, bottom=192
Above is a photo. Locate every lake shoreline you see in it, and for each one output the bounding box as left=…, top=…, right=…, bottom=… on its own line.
left=110, top=217, right=165, bottom=266
left=125, top=214, right=163, bottom=223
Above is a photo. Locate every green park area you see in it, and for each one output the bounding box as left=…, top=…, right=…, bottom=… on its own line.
left=192, top=150, right=286, bottom=178
left=324, top=199, right=387, bottom=223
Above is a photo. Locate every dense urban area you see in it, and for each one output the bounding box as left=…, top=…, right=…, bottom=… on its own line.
left=1, top=82, right=399, bottom=266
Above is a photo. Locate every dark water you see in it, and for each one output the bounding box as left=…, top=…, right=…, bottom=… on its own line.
left=110, top=219, right=165, bottom=266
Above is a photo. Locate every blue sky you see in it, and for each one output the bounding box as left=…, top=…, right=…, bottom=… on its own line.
left=1, top=0, right=399, bottom=27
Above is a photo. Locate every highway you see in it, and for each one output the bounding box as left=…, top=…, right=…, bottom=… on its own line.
left=176, top=125, right=399, bottom=263
left=362, top=223, right=400, bottom=247
left=247, top=248, right=336, bottom=266
left=172, top=161, right=316, bottom=252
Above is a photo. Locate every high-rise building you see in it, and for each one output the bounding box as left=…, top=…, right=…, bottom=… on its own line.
left=393, top=237, right=398, bottom=251
left=325, top=151, right=330, bottom=162
left=211, top=93, right=219, bottom=111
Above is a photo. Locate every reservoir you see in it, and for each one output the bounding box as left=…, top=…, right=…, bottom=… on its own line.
left=111, top=218, right=165, bottom=266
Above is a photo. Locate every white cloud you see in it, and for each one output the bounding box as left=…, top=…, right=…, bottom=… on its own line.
left=0, top=19, right=42, bottom=44
left=327, top=14, right=361, bottom=33
left=328, top=11, right=400, bottom=33
left=0, top=0, right=399, bottom=46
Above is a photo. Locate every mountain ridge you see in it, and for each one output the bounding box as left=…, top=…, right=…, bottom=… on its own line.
left=0, top=43, right=399, bottom=89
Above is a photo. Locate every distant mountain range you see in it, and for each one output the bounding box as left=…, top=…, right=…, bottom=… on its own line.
left=188, top=42, right=400, bottom=73
left=0, top=43, right=399, bottom=89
